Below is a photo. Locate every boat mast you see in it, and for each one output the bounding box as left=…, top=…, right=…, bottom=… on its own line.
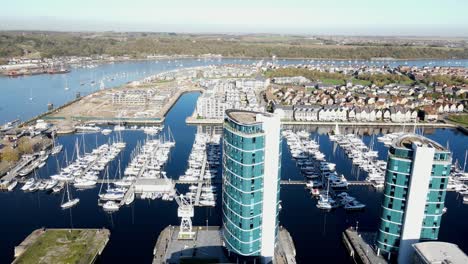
left=65, top=182, right=70, bottom=202
left=106, top=166, right=110, bottom=191
left=82, top=133, right=86, bottom=154
left=75, top=139, right=80, bottom=160
left=464, top=150, right=467, bottom=172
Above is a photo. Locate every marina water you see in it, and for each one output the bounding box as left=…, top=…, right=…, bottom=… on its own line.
left=0, top=60, right=467, bottom=263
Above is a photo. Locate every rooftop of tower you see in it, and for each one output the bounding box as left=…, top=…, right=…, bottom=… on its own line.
left=225, top=109, right=272, bottom=125
left=413, top=242, right=468, bottom=264
left=393, top=133, right=447, bottom=151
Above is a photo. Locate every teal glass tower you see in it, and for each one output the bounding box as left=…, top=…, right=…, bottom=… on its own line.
left=376, top=134, right=451, bottom=263
left=222, top=110, right=281, bottom=263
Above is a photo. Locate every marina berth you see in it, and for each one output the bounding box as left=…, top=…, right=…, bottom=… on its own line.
left=96, top=127, right=176, bottom=211
left=283, top=129, right=367, bottom=212
left=331, top=131, right=386, bottom=188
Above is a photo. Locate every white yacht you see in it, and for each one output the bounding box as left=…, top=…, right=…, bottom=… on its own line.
left=101, top=129, right=113, bottom=135
left=102, top=201, right=120, bottom=211
left=316, top=195, right=333, bottom=210
left=52, top=182, right=65, bottom=193
left=75, top=124, right=101, bottom=133
left=21, top=178, right=35, bottom=191
left=61, top=183, right=79, bottom=209
left=330, top=175, right=348, bottom=189
left=7, top=180, right=18, bottom=191
left=74, top=179, right=97, bottom=188
left=114, top=124, right=125, bottom=131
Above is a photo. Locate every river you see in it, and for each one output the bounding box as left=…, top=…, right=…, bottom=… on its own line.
left=1, top=58, right=468, bottom=123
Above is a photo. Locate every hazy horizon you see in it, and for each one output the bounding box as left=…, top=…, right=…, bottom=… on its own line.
left=2, top=0, right=468, bottom=37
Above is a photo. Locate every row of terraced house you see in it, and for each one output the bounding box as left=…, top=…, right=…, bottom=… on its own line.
left=273, top=104, right=463, bottom=122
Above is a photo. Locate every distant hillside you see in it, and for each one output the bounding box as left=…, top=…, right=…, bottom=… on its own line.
left=1, top=31, right=467, bottom=60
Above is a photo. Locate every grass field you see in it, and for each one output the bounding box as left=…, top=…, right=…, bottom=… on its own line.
left=15, top=229, right=109, bottom=264
left=448, top=114, right=468, bottom=126
left=350, top=78, right=372, bottom=86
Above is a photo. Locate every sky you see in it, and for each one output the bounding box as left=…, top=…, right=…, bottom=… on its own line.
left=1, top=0, right=468, bottom=36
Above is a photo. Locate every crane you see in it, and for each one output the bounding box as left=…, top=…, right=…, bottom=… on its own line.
left=174, top=193, right=195, bottom=239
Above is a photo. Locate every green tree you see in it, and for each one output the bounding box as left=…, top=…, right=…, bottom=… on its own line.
left=1, top=147, right=19, bottom=162
left=17, top=137, right=33, bottom=154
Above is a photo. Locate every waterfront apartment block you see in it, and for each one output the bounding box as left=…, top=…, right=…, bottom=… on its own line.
left=222, top=110, right=281, bottom=263
left=376, top=134, right=452, bottom=263
left=196, top=79, right=265, bottom=119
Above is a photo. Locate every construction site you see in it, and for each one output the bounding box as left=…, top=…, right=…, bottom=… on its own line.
left=43, top=80, right=202, bottom=133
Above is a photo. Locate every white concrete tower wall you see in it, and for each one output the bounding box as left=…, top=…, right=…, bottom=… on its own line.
left=398, top=143, right=435, bottom=264
left=257, top=113, right=281, bottom=263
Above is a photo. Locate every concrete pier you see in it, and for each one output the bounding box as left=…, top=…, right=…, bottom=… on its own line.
left=1, top=156, right=34, bottom=181
left=153, top=226, right=297, bottom=264
left=342, top=228, right=387, bottom=264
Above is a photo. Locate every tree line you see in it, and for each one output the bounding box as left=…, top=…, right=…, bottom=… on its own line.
left=1, top=32, right=468, bottom=60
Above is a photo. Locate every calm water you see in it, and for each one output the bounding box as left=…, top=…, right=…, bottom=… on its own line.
left=1, top=58, right=468, bottom=123
left=0, top=59, right=467, bottom=263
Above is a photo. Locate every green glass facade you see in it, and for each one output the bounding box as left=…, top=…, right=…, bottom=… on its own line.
left=376, top=140, right=451, bottom=256
left=222, top=115, right=281, bottom=256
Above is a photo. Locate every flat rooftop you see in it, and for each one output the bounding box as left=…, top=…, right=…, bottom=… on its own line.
left=413, top=242, right=468, bottom=264
left=135, top=178, right=173, bottom=185
left=393, top=134, right=446, bottom=151
left=226, top=110, right=260, bottom=124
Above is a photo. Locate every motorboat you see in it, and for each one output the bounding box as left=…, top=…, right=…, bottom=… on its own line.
left=52, top=182, right=65, bottom=193
left=114, top=125, right=125, bottom=131
left=27, top=182, right=40, bottom=192
left=99, top=190, right=125, bottom=201
left=463, top=195, right=468, bottom=203
left=102, top=201, right=120, bottom=211
left=344, top=200, right=366, bottom=211
left=330, top=175, right=348, bottom=189
left=199, top=199, right=216, bottom=207
left=101, top=129, right=112, bottom=135
left=310, top=188, right=320, bottom=196
left=44, top=179, right=58, bottom=190
left=37, top=180, right=48, bottom=190
left=75, top=124, right=101, bottom=133
left=74, top=179, right=97, bottom=188
left=21, top=178, right=35, bottom=191
left=7, top=180, right=18, bottom=191
left=316, top=195, right=333, bottom=210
